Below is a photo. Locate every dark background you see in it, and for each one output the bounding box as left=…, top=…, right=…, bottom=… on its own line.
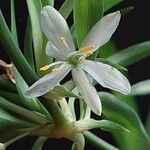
left=0, top=0, right=150, bottom=149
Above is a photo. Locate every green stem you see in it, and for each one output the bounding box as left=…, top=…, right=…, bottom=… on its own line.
left=84, top=131, right=119, bottom=150
left=4, top=132, right=29, bottom=147
left=42, top=97, right=70, bottom=125
left=70, top=133, right=85, bottom=150
left=58, top=98, right=73, bottom=122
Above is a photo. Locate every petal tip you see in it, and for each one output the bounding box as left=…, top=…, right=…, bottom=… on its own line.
left=93, top=101, right=102, bottom=116
left=123, top=83, right=132, bottom=95
left=24, top=89, right=34, bottom=98
left=93, top=107, right=102, bottom=116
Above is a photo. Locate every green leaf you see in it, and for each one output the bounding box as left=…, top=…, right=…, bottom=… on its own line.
left=32, top=137, right=47, bottom=150
left=26, top=0, right=43, bottom=74
left=0, top=97, right=48, bottom=125
left=99, top=92, right=150, bottom=142
left=104, top=0, right=123, bottom=12
left=0, top=108, right=34, bottom=132
left=108, top=41, right=150, bottom=66
left=130, top=79, right=150, bottom=96
left=98, top=39, right=118, bottom=58
left=59, top=0, right=74, bottom=20
left=0, top=75, right=17, bottom=93
left=84, top=131, right=119, bottom=150
left=24, top=17, right=35, bottom=70
left=26, top=0, right=51, bottom=76
left=41, top=0, right=54, bottom=7
left=120, top=6, right=134, bottom=16
left=74, top=0, right=104, bottom=46
left=0, top=128, right=31, bottom=143
left=10, top=0, right=18, bottom=45
left=146, top=110, right=150, bottom=136
left=0, top=9, right=38, bottom=85
left=0, top=89, right=22, bottom=105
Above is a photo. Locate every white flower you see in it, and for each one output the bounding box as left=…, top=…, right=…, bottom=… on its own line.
left=25, top=6, right=131, bottom=115
left=0, top=143, right=6, bottom=150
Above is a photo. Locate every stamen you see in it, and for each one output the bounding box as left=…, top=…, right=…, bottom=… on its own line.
left=59, top=36, right=70, bottom=51
left=40, top=65, right=49, bottom=71
left=52, top=67, right=61, bottom=72
left=78, top=55, right=86, bottom=62
left=79, top=45, right=94, bottom=56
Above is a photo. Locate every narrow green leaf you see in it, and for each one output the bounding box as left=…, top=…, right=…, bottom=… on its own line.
left=74, top=0, right=104, bottom=46
left=0, top=108, right=34, bottom=132
left=0, top=75, right=17, bottom=93
left=26, top=0, right=52, bottom=76
left=146, top=110, right=150, bottom=136
left=108, top=41, right=150, bottom=66
left=0, top=89, right=22, bottom=105
left=104, top=0, right=123, bottom=12
left=98, top=39, right=118, bottom=58
left=84, top=131, right=119, bottom=150
left=99, top=92, right=150, bottom=142
left=0, top=97, right=48, bottom=125
left=130, top=79, right=150, bottom=96
left=59, top=0, right=74, bottom=20
left=120, top=6, right=134, bottom=15
left=41, top=0, right=54, bottom=7
left=0, top=10, right=38, bottom=85
left=10, top=0, right=18, bottom=45
left=32, top=137, right=47, bottom=150
left=26, top=0, right=43, bottom=74
left=33, top=0, right=42, bottom=17
left=24, top=17, right=35, bottom=70
left=0, top=128, right=32, bottom=143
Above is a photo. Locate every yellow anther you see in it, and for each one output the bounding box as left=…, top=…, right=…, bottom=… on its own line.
left=52, top=67, right=61, bottom=72
left=59, top=37, right=65, bottom=42
left=40, top=65, right=49, bottom=71
left=79, top=45, right=94, bottom=56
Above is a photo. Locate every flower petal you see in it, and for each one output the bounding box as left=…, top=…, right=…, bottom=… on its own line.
left=46, top=41, right=67, bottom=60
left=80, top=60, right=131, bottom=95
left=72, top=67, right=102, bottom=115
left=25, top=63, right=72, bottom=98
left=81, top=11, right=121, bottom=52
left=41, top=6, right=75, bottom=54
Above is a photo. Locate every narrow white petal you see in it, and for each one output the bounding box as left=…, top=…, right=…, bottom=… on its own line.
left=80, top=60, right=131, bottom=95
left=46, top=41, right=67, bottom=60
left=25, top=63, right=72, bottom=98
left=41, top=6, right=75, bottom=54
left=81, top=11, right=121, bottom=52
left=72, top=68, right=102, bottom=115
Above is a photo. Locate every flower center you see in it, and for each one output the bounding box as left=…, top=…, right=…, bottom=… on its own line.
left=67, top=45, right=94, bottom=66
